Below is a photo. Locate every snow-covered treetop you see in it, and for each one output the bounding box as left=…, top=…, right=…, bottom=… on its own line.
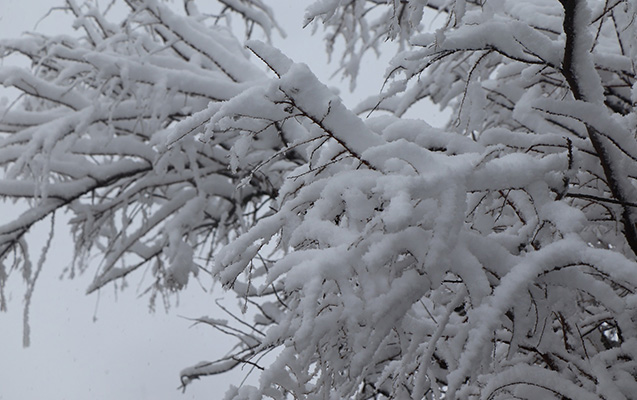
left=2, top=1, right=637, bottom=399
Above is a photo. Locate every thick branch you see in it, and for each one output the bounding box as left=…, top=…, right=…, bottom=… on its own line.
left=559, top=0, right=637, bottom=256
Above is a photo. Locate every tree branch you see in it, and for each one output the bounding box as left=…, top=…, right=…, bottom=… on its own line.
left=559, top=0, right=637, bottom=256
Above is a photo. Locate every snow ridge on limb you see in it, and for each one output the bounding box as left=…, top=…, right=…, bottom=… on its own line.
left=220, top=40, right=386, bottom=170
left=216, top=0, right=285, bottom=41
left=210, top=1, right=637, bottom=399
left=0, top=1, right=295, bottom=318
left=2, top=1, right=637, bottom=399
left=558, top=0, right=637, bottom=257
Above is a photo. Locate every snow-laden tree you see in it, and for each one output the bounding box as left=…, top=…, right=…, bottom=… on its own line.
left=2, top=0, right=637, bottom=399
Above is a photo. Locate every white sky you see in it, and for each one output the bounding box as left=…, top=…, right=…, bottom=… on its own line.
left=0, top=2, right=366, bottom=399
left=0, top=1, right=445, bottom=399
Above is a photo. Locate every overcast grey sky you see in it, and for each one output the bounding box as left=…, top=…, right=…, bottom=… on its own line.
left=0, top=2, right=445, bottom=399
left=0, top=2, right=298, bottom=399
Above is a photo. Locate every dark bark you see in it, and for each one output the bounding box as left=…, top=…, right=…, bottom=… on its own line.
left=559, top=0, right=637, bottom=257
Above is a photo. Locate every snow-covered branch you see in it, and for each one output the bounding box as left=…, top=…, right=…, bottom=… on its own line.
left=2, top=1, right=637, bottom=399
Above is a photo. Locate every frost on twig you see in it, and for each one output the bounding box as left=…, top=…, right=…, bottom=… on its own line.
left=2, top=1, right=637, bottom=399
